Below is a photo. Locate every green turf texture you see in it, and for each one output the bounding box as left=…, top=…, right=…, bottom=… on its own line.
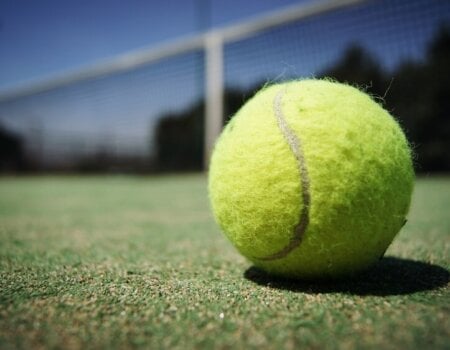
left=209, top=80, right=414, bottom=278
left=0, top=175, right=449, bottom=349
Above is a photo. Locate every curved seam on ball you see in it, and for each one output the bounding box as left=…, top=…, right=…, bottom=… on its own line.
left=256, top=88, right=311, bottom=261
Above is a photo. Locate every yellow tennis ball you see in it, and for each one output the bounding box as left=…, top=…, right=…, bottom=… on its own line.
left=208, top=79, right=414, bottom=279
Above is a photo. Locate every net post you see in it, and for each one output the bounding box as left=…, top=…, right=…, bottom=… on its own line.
left=204, top=31, right=224, bottom=170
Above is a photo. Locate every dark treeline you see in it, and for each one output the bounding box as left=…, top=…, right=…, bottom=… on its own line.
left=0, top=126, right=26, bottom=172
left=156, top=26, right=450, bottom=173
left=155, top=102, right=205, bottom=172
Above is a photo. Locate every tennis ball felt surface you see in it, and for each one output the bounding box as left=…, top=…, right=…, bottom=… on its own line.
left=208, top=79, right=414, bottom=279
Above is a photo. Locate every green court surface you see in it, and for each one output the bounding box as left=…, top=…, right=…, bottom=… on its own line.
left=0, top=175, right=449, bottom=349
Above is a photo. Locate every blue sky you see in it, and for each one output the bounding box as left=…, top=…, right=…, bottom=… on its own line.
left=1, top=0, right=448, bottom=94
left=0, top=0, right=307, bottom=91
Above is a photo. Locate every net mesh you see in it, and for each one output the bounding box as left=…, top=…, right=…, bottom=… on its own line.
left=0, top=0, right=449, bottom=172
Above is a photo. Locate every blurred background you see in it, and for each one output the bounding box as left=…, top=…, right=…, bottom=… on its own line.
left=0, top=0, right=449, bottom=174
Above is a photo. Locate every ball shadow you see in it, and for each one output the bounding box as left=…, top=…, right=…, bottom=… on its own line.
left=243, top=256, right=449, bottom=296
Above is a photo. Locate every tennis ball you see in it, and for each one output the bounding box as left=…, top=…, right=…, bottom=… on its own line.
left=208, top=79, right=414, bottom=279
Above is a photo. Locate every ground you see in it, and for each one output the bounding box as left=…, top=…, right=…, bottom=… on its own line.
left=0, top=175, right=449, bottom=349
